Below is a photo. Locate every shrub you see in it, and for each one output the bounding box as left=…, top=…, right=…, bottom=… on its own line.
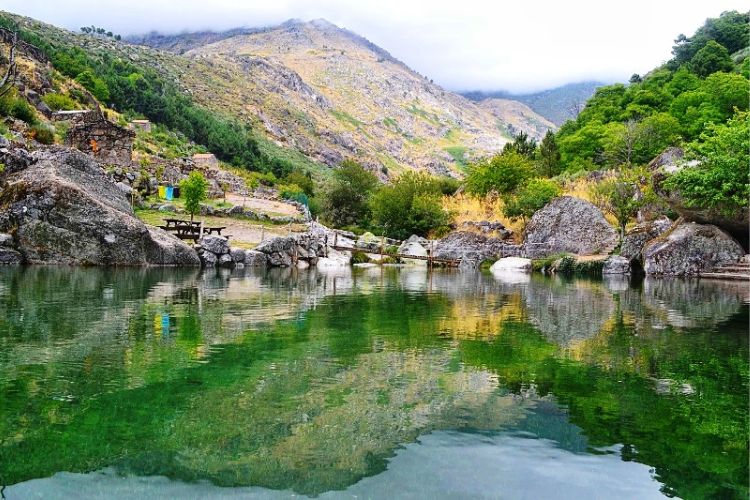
left=0, top=90, right=36, bottom=124
left=370, top=171, right=451, bottom=239
left=29, top=124, right=55, bottom=144
left=351, top=251, right=370, bottom=264
left=41, top=93, right=78, bottom=111
left=503, top=178, right=561, bottom=223
left=465, top=151, right=534, bottom=196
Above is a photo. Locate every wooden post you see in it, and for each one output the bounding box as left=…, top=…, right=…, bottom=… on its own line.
left=380, top=235, right=385, bottom=261
left=260, top=225, right=265, bottom=242
left=334, top=232, right=338, bottom=249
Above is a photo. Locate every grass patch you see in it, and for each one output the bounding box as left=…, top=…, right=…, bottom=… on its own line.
left=444, top=146, right=468, bottom=168
left=330, top=109, right=363, bottom=128
left=405, top=102, right=440, bottom=125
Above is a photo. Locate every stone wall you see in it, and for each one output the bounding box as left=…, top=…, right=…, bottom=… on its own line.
left=67, top=120, right=135, bottom=166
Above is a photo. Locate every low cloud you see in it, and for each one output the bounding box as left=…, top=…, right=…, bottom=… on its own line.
left=4, top=0, right=746, bottom=93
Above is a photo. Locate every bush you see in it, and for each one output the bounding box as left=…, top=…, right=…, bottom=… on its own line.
left=0, top=90, right=36, bottom=124
left=41, top=93, right=78, bottom=111
left=465, top=151, right=534, bottom=196
left=29, top=124, right=55, bottom=144
left=351, top=251, right=370, bottom=264
left=370, top=171, right=451, bottom=239
left=503, top=178, right=561, bottom=222
left=284, top=170, right=315, bottom=197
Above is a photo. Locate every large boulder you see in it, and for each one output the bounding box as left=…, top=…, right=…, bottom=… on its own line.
left=244, top=250, right=268, bottom=267
left=0, top=247, right=22, bottom=264
left=254, top=235, right=297, bottom=267
left=397, top=240, right=428, bottom=266
left=523, top=196, right=618, bottom=256
left=620, top=218, right=672, bottom=262
left=642, top=222, right=744, bottom=276
left=433, top=231, right=521, bottom=269
left=0, top=146, right=199, bottom=266
left=317, top=247, right=351, bottom=268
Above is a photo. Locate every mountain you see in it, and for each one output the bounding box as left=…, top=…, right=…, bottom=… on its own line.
left=462, top=81, right=604, bottom=126
left=129, top=19, right=555, bottom=176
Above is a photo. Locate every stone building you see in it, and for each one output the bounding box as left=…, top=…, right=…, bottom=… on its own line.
left=130, top=119, right=152, bottom=132
left=67, top=119, right=135, bottom=166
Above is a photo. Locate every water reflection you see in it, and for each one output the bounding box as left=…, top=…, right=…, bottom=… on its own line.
left=0, top=266, right=746, bottom=499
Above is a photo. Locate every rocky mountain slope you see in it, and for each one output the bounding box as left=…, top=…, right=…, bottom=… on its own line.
left=132, top=19, right=554, bottom=175
left=463, top=81, right=604, bottom=126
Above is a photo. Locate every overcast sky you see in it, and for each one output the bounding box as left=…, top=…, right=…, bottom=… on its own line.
left=3, top=0, right=747, bottom=93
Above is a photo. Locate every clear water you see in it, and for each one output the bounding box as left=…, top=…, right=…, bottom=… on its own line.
left=0, top=266, right=747, bottom=499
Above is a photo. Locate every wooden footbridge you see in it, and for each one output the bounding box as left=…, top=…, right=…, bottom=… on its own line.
left=329, top=244, right=461, bottom=268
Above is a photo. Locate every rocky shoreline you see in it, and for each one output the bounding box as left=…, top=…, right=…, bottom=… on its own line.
left=0, top=143, right=746, bottom=277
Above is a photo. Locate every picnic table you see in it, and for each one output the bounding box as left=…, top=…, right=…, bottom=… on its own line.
left=158, top=219, right=227, bottom=241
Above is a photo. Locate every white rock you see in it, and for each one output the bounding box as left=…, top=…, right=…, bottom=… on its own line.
left=490, top=257, right=532, bottom=273
left=317, top=247, right=351, bottom=268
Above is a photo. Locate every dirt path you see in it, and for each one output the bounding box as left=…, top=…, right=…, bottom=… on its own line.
left=225, top=194, right=300, bottom=217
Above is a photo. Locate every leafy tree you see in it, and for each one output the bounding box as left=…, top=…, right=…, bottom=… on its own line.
left=671, top=11, right=749, bottom=66
left=180, top=171, right=209, bottom=223
left=690, top=40, right=734, bottom=77
left=74, top=70, right=109, bottom=103
left=284, top=170, right=315, bottom=197
left=537, top=130, right=561, bottom=177
left=322, top=160, right=379, bottom=228
left=503, top=178, right=561, bottom=223
left=370, top=171, right=450, bottom=239
left=590, top=170, right=652, bottom=239
left=465, top=151, right=534, bottom=196
left=664, top=111, right=749, bottom=216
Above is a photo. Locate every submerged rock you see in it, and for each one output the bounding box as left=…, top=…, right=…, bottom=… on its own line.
left=524, top=196, right=618, bottom=256
left=642, top=222, right=744, bottom=276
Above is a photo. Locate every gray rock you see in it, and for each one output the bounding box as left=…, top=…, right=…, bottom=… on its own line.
left=158, top=204, right=176, bottom=212
left=643, top=223, right=744, bottom=276
left=200, top=251, right=217, bottom=267
left=602, top=255, right=631, bottom=275
left=0, top=247, right=22, bottom=265
left=433, top=231, right=520, bottom=269
left=115, top=182, right=133, bottom=196
left=227, top=205, right=244, bottom=216
left=0, top=233, right=13, bottom=247
left=218, top=254, right=234, bottom=267
left=230, top=247, right=246, bottom=263
left=620, top=218, right=672, bottom=261
left=524, top=196, right=618, bottom=256
left=244, top=250, right=268, bottom=267
left=0, top=146, right=199, bottom=266
left=199, top=235, right=230, bottom=255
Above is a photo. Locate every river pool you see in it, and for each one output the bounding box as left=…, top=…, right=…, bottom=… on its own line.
left=0, top=266, right=747, bottom=499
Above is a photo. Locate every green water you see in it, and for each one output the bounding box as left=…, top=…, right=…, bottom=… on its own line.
left=0, top=266, right=747, bottom=499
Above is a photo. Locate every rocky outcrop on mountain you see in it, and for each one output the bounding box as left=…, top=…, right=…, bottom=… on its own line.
left=0, top=146, right=199, bottom=266
left=620, top=218, right=673, bottom=262
left=523, top=196, right=618, bottom=256
left=433, top=231, right=520, bottom=269
left=642, top=222, right=744, bottom=276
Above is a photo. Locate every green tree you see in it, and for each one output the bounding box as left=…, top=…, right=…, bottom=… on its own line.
left=690, top=40, right=734, bottom=77
left=502, top=131, right=537, bottom=158
left=74, top=70, right=110, bottom=103
left=322, top=159, right=379, bottom=228
left=537, top=130, right=561, bottom=177
left=284, top=170, right=315, bottom=197
left=465, top=151, right=534, bottom=196
left=664, top=111, right=749, bottom=216
left=370, top=171, right=450, bottom=239
left=589, top=170, right=651, bottom=239
left=180, top=171, right=209, bottom=223
left=503, top=178, right=561, bottom=223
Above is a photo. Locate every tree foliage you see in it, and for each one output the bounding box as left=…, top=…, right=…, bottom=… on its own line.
left=503, top=178, right=561, bottom=223
left=321, top=160, right=379, bottom=228
left=370, top=171, right=450, bottom=239
left=180, top=171, right=209, bottom=223
left=664, top=111, right=749, bottom=216
left=465, top=151, right=534, bottom=196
